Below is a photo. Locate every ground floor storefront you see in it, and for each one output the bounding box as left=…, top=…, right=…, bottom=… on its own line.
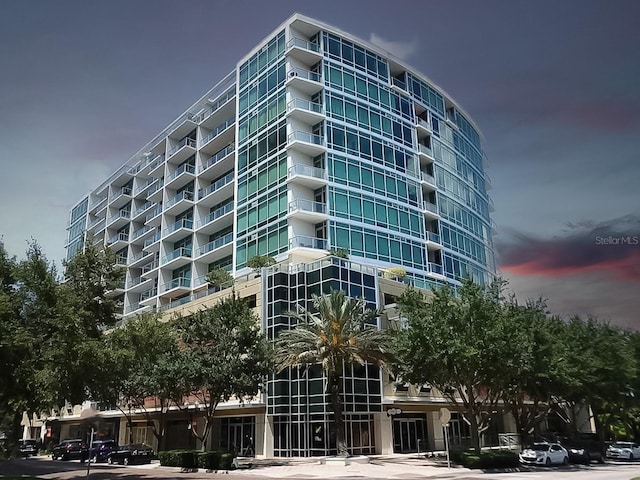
left=42, top=403, right=518, bottom=458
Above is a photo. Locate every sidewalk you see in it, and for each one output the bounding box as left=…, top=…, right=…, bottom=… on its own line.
left=226, top=454, right=474, bottom=479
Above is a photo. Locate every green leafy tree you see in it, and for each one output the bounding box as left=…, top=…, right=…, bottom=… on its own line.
left=498, top=299, right=570, bottom=446
left=0, top=240, right=122, bottom=450
left=558, top=317, right=636, bottom=437
left=173, top=294, right=273, bottom=448
left=245, top=255, right=276, bottom=275
left=206, top=268, right=233, bottom=290
left=37, top=242, right=124, bottom=407
left=394, top=279, right=518, bottom=454
left=274, top=290, right=392, bottom=457
left=9, top=242, right=61, bottom=441
left=328, top=248, right=349, bottom=259
left=99, top=313, right=184, bottom=449
left=0, top=241, right=22, bottom=453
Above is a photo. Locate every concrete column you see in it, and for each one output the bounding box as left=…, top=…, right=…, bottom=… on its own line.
left=503, top=411, right=517, bottom=433
left=262, top=415, right=274, bottom=458
left=429, top=412, right=445, bottom=451
left=375, top=411, right=394, bottom=454
left=254, top=414, right=265, bottom=457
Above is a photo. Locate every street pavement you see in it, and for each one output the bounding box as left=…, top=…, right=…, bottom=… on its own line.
left=2, top=454, right=640, bottom=480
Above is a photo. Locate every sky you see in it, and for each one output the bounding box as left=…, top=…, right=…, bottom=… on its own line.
left=1, top=0, right=638, bottom=329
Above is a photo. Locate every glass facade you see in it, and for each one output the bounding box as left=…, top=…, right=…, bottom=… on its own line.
left=63, top=13, right=497, bottom=457
left=264, top=258, right=379, bottom=456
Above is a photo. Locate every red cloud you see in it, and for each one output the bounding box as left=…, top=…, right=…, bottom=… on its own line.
left=502, top=251, right=640, bottom=282
left=497, top=217, right=640, bottom=283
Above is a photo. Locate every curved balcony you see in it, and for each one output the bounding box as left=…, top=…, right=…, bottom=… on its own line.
left=285, top=37, right=322, bottom=66
left=285, top=67, right=323, bottom=96
left=423, top=201, right=440, bottom=220
left=418, top=144, right=435, bottom=164
left=287, top=130, right=326, bottom=156
left=426, top=231, right=443, bottom=250
left=286, top=98, right=325, bottom=125
left=287, top=199, right=328, bottom=222
left=420, top=172, right=436, bottom=192
left=289, top=235, right=328, bottom=250
left=427, top=262, right=444, bottom=277
left=286, top=164, right=327, bottom=189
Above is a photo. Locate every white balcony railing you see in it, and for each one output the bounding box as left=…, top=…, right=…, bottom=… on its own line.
left=168, top=137, right=196, bottom=157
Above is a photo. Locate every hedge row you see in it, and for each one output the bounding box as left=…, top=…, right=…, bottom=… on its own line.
left=158, top=449, right=236, bottom=470
left=451, top=450, right=519, bottom=469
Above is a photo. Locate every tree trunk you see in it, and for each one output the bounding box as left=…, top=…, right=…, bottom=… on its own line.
left=468, top=414, right=481, bottom=454
left=328, top=371, right=347, bottom=457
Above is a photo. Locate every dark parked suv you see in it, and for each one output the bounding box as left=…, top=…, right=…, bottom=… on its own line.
left=18, top=439, right=38, bottom=457
left=51, top=439, right=88, bottom=461
left=89, top=440, right=118, bottom=462
left=546, top=432, right=606, bottom=464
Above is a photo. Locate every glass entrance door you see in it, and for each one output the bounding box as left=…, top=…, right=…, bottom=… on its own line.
left=392, top=416, right=427, bottom=453
left=221, top=417, right=255, bottom=456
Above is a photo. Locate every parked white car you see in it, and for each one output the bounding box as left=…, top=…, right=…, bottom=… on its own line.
left=606, top=442, right=640, bottom=460
left=520, top=442, right=569, bottom=466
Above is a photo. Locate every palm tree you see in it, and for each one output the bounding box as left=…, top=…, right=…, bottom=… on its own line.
left=274, top=290, right=392, bottom=457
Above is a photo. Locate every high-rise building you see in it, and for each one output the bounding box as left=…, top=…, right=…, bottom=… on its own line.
left=62, top=13, right=498, bottom=456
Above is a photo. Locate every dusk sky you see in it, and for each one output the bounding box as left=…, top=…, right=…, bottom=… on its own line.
left=1, top=0, right=638, bottom=329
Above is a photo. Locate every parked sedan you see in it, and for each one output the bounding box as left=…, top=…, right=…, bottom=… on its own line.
left=520, top=442, right=569, bottom=466
left=107, top=443, right=154, bottom=465
left=51, top=439, right=88, bottom=461
left=606, top=442, right=640, bottom=460
left=89, top=439, right=118, bottom=462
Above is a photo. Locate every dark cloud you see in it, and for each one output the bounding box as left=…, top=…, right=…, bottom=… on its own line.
left=497, top=215, right=640, bottom=281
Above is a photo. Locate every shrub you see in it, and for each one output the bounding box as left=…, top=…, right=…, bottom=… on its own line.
left=158, top=449, right=236, bottom=470
left=452, top=450, right=519, bottom=469
left=158, top=450, right=183, bottom=467
left=220, top=452, right=236, bottom=470
left=179, top=450, right=199, bottom=470
left=246, top=255, right=276, bottom=275
left=198, top=450, right=222, bottom=470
